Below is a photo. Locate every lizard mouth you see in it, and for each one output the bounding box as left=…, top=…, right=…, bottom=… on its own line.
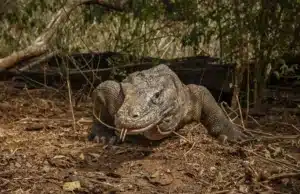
left=114, top=106, right=174, bottom=135
left=93, top=105, right=175, bottom=142
left=116, top=119, right=162, bottom=135
left=114, top=116, right=164, bottom=142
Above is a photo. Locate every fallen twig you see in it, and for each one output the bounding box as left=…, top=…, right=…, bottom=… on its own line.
left=0, top=178, right=10, bottom=188
left=184, top=142, right=196, bottom=157
left=264, top=121, right=300, bottom=134
left=16, top=117, right=91, bottom=125
left=266, top=172, right=300, bottom=181
left=172, top=131, right=194, bottom=144
left=243, top=148, right=300, bottom=172
left=239, top=135, right=300, bottom=145
left=235, top=94, right=246, bottom=130
left=247, top=114, right=261, bottom=127
left=244, top=129, right=273, bottom=137
left=66, top=68, right=76, bottom=130
left=211, top=189, right=232, bottom=194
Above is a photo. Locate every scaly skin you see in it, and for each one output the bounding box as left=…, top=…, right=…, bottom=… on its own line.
left=88, top=64, right=246, bottom=144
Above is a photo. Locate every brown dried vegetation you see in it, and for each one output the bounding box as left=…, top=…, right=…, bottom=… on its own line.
left=0, top=83, right=300, bottom=194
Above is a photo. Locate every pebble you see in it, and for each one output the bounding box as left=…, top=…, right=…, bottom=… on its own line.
left=42, top=165, right=51, bottom=173
left=15, top=162, right=21, bottom=168
left=26, top=162, right=32, bottom=168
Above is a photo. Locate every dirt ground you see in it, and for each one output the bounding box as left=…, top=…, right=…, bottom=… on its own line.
left=1, top=85, right=300, bottom=194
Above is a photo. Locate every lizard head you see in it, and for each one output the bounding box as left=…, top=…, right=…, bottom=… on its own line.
left=114, top=64, right=187, bottom=136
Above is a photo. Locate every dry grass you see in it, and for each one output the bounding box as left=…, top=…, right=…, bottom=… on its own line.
left=0, top=0, right=220, bottom=60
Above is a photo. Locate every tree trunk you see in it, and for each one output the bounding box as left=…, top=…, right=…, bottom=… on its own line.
left=253, top=59, right=267, bottom=112
left=231, top=65, right=245, bottom=109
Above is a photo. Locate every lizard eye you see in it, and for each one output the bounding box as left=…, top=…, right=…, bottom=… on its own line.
left=151, top=91, right=162, bottom=104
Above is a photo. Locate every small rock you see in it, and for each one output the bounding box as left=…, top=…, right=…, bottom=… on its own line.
left=69, top=175, right=80, bottom=182
left=88, top=153, right=100, bottom=158
left=0, top=102, right=10, bottom=110
left=9, top=162, right=14, bottom=169
left=42, top=165, right=51, bottom=173
left=281, top=178, right=289, bottom=185
left=14, top=188, right=30, bottom=194
left=210, top=167, right=216, bottom=172
left=79, top=153, right=85, bottom=160
left=26, top=162, right=32, bottom=168
left=128, top=184, right=133, bottom=189
left=63, top=181, right=81, bottom=191
left=15, top=162, right=21, bottom=168
left=151, top=170, right=160, bottom=178
left=239, top=185, right=249, bottom=193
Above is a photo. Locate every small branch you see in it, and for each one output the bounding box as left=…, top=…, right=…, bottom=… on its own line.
left=243, top=148, right=300, bottom=172
left=172, top=131, right=193, bottom=144
left=212, top=190, right=232, bottom=194
left=243, top=129, right=273, bottom=137
left=184, top=142, right=196, bottom=157
left=19, top=51, right=60, bottom=72
left=67, top=78, right=76, bottom=130
left=0, top=0, right=131, bottom=71
left=235, top=94, right=246, bottom=130
left=239, top=135, right=300, bottom=145
left=264, top=121, right=300, bottom=134
left=0, top=1, right=84, bottom=70
left=267, top=172, right=300, bottom=181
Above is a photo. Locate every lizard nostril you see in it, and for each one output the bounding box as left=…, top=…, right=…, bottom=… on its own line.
left=132, top=113, right=139, bottom=118
left=164, top=118, right=170, bottom=122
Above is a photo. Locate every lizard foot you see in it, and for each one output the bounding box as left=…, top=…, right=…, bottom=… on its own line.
left=219, top=127, right=248, bottom=144
left=212, top=123, right=248, bottom=144
left=88, top=122, right=118, bottom=145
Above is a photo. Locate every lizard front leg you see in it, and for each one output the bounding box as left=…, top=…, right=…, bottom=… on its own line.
left=187, top=84, right=247, bottom=143
left=88, top=80, right=124, bottom=145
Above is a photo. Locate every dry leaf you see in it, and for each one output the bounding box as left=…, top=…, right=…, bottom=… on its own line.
left=79, top=153, right=84, bottom=160
left=63, top=181, right=81, bottom=191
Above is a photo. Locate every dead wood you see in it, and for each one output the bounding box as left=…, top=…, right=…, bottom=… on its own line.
left=266, top=172, right=300, bottom=181
left=0, top=0, right=131, bottom=71
left=0, top=0, right=178, bottom=71
left=0, top=0, right=80, bottom=70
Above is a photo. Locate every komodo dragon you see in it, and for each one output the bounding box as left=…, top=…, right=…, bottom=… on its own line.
left=88, top=64, right=246, bottom=144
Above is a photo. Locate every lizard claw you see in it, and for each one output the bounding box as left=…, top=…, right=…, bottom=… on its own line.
left=214, top=123, right=248, bottom=144
left=88, top=122, right=119, bottom=145
left=223, top=127, right=248, bottom=143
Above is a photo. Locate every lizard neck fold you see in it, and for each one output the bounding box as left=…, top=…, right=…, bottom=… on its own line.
left=180, top=86, right=195, bottom=124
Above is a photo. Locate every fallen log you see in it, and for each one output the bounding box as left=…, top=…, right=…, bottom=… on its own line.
left=0, top=0, right=179, bottom=71
left=0, top=0, right=132, bottom=71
